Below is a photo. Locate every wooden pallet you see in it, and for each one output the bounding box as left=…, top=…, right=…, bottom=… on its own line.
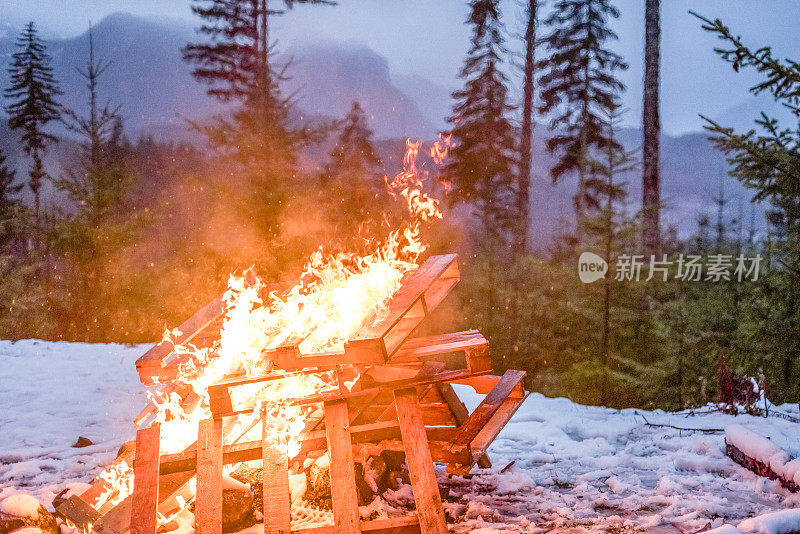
left=69, top=253, right=529, bottom=534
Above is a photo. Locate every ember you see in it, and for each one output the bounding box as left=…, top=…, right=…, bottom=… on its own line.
left=55, top=139, right=527, bottom=534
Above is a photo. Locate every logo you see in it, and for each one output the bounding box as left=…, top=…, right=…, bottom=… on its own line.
left=578, top=252, right=608, bottom=283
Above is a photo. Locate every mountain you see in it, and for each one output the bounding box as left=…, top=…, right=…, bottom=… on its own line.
left=0, top=13, right=435, bottom=140
left=0, top=12, right=768, bottom=248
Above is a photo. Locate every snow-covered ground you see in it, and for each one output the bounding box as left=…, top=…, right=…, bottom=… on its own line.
left=1, top=340, right=798, bottom=533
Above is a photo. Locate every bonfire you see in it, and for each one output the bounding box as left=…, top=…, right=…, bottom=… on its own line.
left=55, top=138, right=527, bottom=534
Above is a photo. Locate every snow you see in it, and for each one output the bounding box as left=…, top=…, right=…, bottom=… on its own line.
left=706, top=509, right=800, bottom=534
left=738, top=509, right=800, bottom=534
left=1, top=339, right=799, bottom=533
left=0, top=340, right=146, bottom=505
left=0, top=493, right=40, bottom=518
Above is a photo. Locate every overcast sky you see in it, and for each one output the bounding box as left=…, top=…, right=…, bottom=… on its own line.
left=3, top=0, right=799, bottom=135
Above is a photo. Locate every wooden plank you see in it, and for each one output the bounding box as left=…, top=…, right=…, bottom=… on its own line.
left=292, top=515, right=420, bottom=534
left=93, top=471, right=196, bottom=534
left=345, top=255, right=459, bottom=362
left=196, top=418, right=223, bottom=534
left=54, top=495, right=101, bottom=531
left=469, top=394, right=528, bottom=463
left=449, top=370, right=526, bottom=454
left=130, top=424, right=161, bottom=534
left=352, top=404, right=456, bottom=427
left=293, top=369, right=491, bottom=408
left=324, top=400, right=361, bottom=534
left=263, top=412, right=292, bottom=534
left=135, top=293, right=227, bottom=384
left=393, top=388, right=447, bottom=534
left=437, top=383, right=491, bottom=469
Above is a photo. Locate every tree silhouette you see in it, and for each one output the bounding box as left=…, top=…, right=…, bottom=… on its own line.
left=537, top=0, right=627, bottom=233
left=4, top=21, right=61, bottom=225
left=444, top=0, right=517, bottom=240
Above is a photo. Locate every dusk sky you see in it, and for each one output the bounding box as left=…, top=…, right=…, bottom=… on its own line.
left=3, top=0, right=799, bottom=135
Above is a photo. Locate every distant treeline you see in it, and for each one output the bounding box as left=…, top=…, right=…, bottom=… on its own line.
left=0, top=2, right=798, bottom=409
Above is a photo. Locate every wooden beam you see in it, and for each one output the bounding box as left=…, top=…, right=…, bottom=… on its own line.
left=291, top=515, right=420, bottom=534
left=263, top=411, right=292, bottom=534
left=53, top=495, right=101, bottom=531
left=130, top=424, right=160, bottom=534
left=324, top=400, right=361, bottom=534
left=449, top=370, right=526, bottom=455
left=196, top=418, right=223, bottom=534
left=393, top=388, right=447, bottom=534
left=437, top=383, right=491, bottom=469
left=345, top=255, right=459, bottom=363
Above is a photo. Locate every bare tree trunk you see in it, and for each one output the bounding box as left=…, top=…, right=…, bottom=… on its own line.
left=642, top=0, right=661, bottom=255
left=517, top=0, right=537, bottom=254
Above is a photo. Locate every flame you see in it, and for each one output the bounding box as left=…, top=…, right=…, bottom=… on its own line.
left=88, top=138, right=449, bottom=524
left=93, top=460, right=134, bottom=510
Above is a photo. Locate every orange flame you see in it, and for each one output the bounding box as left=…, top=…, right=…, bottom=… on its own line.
left=90, top=138, right=446, bottom=521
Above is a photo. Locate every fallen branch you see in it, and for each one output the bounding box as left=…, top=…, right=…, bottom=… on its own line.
left=638, top=415, right=724, bottom=433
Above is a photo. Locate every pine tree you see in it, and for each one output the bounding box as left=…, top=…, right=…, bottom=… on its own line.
left=516, top=0, right=538, bottom=253
left=0, top=147, right=22, bottom=250
left=321, top=102, right=386, bottom=233
left=692, top=12, right=800, bottom=399
left=183, top=0, right=334, bottom=237
left=582, top=106, right=637, bottom=405
left=4, top=21, right=61, bottom=225
left=444, top=0, right=517, bottom=240
left=642, top=0, right=661, bottom=255
left=55, top=25, right=130, bottom=227
left=537, top=0, right=628, bottom=233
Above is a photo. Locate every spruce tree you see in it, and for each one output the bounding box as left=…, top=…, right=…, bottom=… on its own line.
left=56, top=25, right=130, bottom=227
left=582, top=106, right=637, bottom=404
left=183, top=0, right=334, bottom=237
left=693, top=13, right=800, bottom=399
left=4, top=21, right=61, bottom=225
left=537, top=0, right=628, bottom=233
left=0, top=147, right=22, bottom=250
left=444, top=0, right=517, bottom=240
left=321, top=101, right=386, bottom=232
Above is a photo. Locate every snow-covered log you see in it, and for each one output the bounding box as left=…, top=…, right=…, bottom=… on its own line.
left=705, top=509, right=800, bottom=534
left=725, top=424, right=800, bottom=492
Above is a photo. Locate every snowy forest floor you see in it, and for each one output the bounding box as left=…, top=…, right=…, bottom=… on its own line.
left=0, top=340, right=798, bottom=533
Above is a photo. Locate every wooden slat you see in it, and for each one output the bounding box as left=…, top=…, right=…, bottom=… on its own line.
left=345, top=255, right=459, bottom=362
left=54, top=495, right=101, bottom=531
left=469, top=394, right=528, bottom=462
left=130, top=424, right=160, bottom=534
left=135, top=294, right=227, bottom=384
left=196, top=418, right=223, bottom=534
left=393, top=388, right=447, bottom=534
left=390, top=330, right=485, bottom=363
left=449, top=370, right=526, bottom=453
left=263, top=411, right=292, bottom=534
left=437, top=383, right=491, bottom=469
left=324, top=400, right=361, bottom=534
left=293, top=369, right=491, bottom=408
left=292, top=515, right=420, bottom=534
left=352, top=404, right=457, bottom=427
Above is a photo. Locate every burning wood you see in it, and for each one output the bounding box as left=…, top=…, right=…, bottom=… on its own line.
left=56, top=138, right=526, bottom=534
